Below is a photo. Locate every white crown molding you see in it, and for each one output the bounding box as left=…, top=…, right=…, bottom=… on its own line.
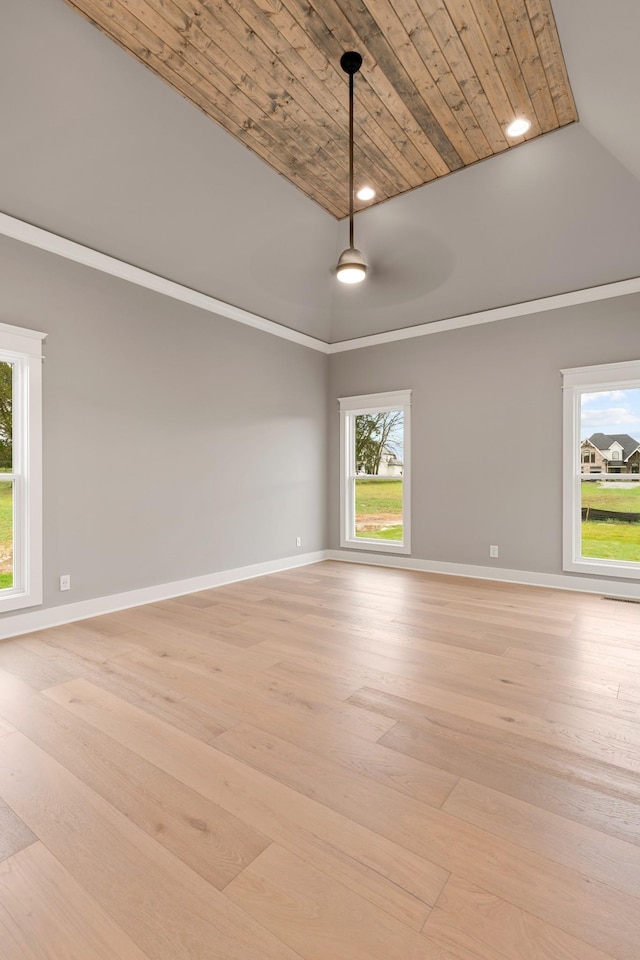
left=327, top=277, right=640, bottom=353
left=326, top=549, right=640, bottom=599
left=2, top=210, right=640, bottom=355
left=0, top=550, right=328, bottom=641
left=0, top=211, right=330, bottom=355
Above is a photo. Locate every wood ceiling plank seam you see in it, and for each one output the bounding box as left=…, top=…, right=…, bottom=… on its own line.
left=524, top=0, right=578, bottom=126
left=417, top=0, right=509, bottom=153
left=286, top=0, right=450, bottom=177
left=441, top=0, right=530, bottom=134
left=94, top=0, right=349, bottom=211
left=286, top=1, right=439, bottom=190
left=276, top=0, right=438, bottom=193
left=335, top=0, right=464, bottom=172
left=471, top=0, right=544, bottom=137
left=201, top=0, right=415, bottom=204
left=65, top=0, right=345, bottom=215
left=392, top=0, right=494, bottom=160
left=357, top=0, right=479, bottom=164
left=241, top=0, right=437, bottom=200
left=117, top=0, right=351, bottom=205
left=494, top=0, right=559, bottom=129
left=152, top=0, right=346, bottom=146
left=216, top=0, right=420, bottom=203
left=166, top=0, right=382, bottom=201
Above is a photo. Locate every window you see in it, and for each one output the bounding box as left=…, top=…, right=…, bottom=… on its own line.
left=563, top=359, right=640, bottom=579
left=339, top=390, right=411, bottom=554
left=0, top=322, right=44, bottom=612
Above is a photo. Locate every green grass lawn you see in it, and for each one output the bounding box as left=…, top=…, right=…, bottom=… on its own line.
left=0, top=481, right=13, bottom=588
left=580, top=480, right=640, bottom=561
left=355, top=478, right=403, bottom=542
left=582, top=521, right=640, bottom=562
left=355, top=478, right=403, bottom=513
left=581, top=480, right=640, bottom=512
left=356, top=525, right=403, bottom=541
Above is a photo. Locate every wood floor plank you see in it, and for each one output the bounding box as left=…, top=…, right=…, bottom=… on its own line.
left=1, top=561, right=638, bottom=959
left=0, top=842, right=152, bottom=960
left=256, top=622, right=620, bottom=702
left=381, top=718, right=640, bottom=846
left=45, top=677, right=445, bottom=929
left=0, top=799, right=36, bottom=864
left=351, top=686, right=640, bottom=784
left=0, top=731, right=302, bottom=960
left=619, top=682, right=640, bottom=705
left=0, top=640, right=76, bottom=690
left=423, top=874, right=617, bottom=960
left=21, top=633, right=241, bottom=740
left=19, top=625, right=142, bottom=663
left=111, top=646, right=396, bottom=742
left=443, top=778, right=640, bottom=897
left=0, top=671, right=269, bottom=890
left=235, top=679, right=458, bottom=808
left=0, top=715, right=15, bottom=736
left=225, top=844, right=463, bottom=960
left=211, top=719, right=640, bottom=960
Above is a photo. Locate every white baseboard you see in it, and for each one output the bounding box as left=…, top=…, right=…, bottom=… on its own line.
left=0, top=550, right=328, bottom=641
left=2, top=547, right=637, bottom=642
left=327, top=549, right=640, bottom=600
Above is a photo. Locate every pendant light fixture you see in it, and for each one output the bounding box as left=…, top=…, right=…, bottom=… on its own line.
left=336, top=51, right=367, bottom=285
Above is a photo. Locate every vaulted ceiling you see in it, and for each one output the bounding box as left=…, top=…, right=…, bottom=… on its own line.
left=62, top=0, right=577, bottom=217
left=2, top=0, right=640, bottom=344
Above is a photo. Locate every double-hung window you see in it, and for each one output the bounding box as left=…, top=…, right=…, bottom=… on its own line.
left=563, top=359, right=640, bottom=579
left=0, top=322, right=44, bottom=612
left=339, top=390, right=411, bottom=554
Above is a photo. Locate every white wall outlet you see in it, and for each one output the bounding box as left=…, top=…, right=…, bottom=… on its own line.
left=489, top=545, right=499, bottom=559
left=296, top=537, right=302, bottom=548
left=59, top=574, right=71, bottom=591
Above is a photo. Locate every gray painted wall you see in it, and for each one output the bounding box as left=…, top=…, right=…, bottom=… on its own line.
left=0, top=236, right=328, bottom=613
left=328, top=293, right=640, bottom=582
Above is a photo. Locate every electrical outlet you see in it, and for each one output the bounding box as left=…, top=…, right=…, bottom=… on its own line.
left=59, top=574, right=71, bottom=591
left=296, top=537, right=302, bottom=548
left=489, top=545, right=499, bottom=559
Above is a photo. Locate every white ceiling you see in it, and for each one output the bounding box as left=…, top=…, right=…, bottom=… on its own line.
left=1, top=0, right=639, bottom=344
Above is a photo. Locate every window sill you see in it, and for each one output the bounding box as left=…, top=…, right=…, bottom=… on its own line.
left=341, top=537, right=411, bottom=556
left=563, top=557, right=640, bottom=581
left=0, top=589, right=42, bottom=614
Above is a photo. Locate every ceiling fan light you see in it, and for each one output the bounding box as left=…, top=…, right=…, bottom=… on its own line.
left=336, top=246, right=367, bottom=284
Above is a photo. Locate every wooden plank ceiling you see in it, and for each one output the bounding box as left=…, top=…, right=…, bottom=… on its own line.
left=63, top=0, right=578, bottom=218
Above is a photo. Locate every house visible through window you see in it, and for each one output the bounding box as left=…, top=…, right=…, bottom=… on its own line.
left=563, top=360, right=640, bottom=579
left=0, top=323, right=44, bottom=612
left=339, top=391, right=411, bottom=555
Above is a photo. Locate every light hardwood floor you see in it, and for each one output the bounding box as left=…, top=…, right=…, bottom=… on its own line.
left=0, top=560, right=639, bottom=960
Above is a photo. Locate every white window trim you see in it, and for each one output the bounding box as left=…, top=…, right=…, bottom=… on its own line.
left=562, top=359, right=640, bottom=581
left=0, top=322, right=45, bottom=612
left=339, top=390, right=411, bottom=556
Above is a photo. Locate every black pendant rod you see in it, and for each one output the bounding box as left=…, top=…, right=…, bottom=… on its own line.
left=349, top=67, right=354, bottom=247
left=340, top=51, right=362, bottom=249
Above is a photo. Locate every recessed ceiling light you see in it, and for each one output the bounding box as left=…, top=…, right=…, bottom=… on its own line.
left=356, top=185, right=376, bottom=201
left=506, top=117, right=531, bottom=138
